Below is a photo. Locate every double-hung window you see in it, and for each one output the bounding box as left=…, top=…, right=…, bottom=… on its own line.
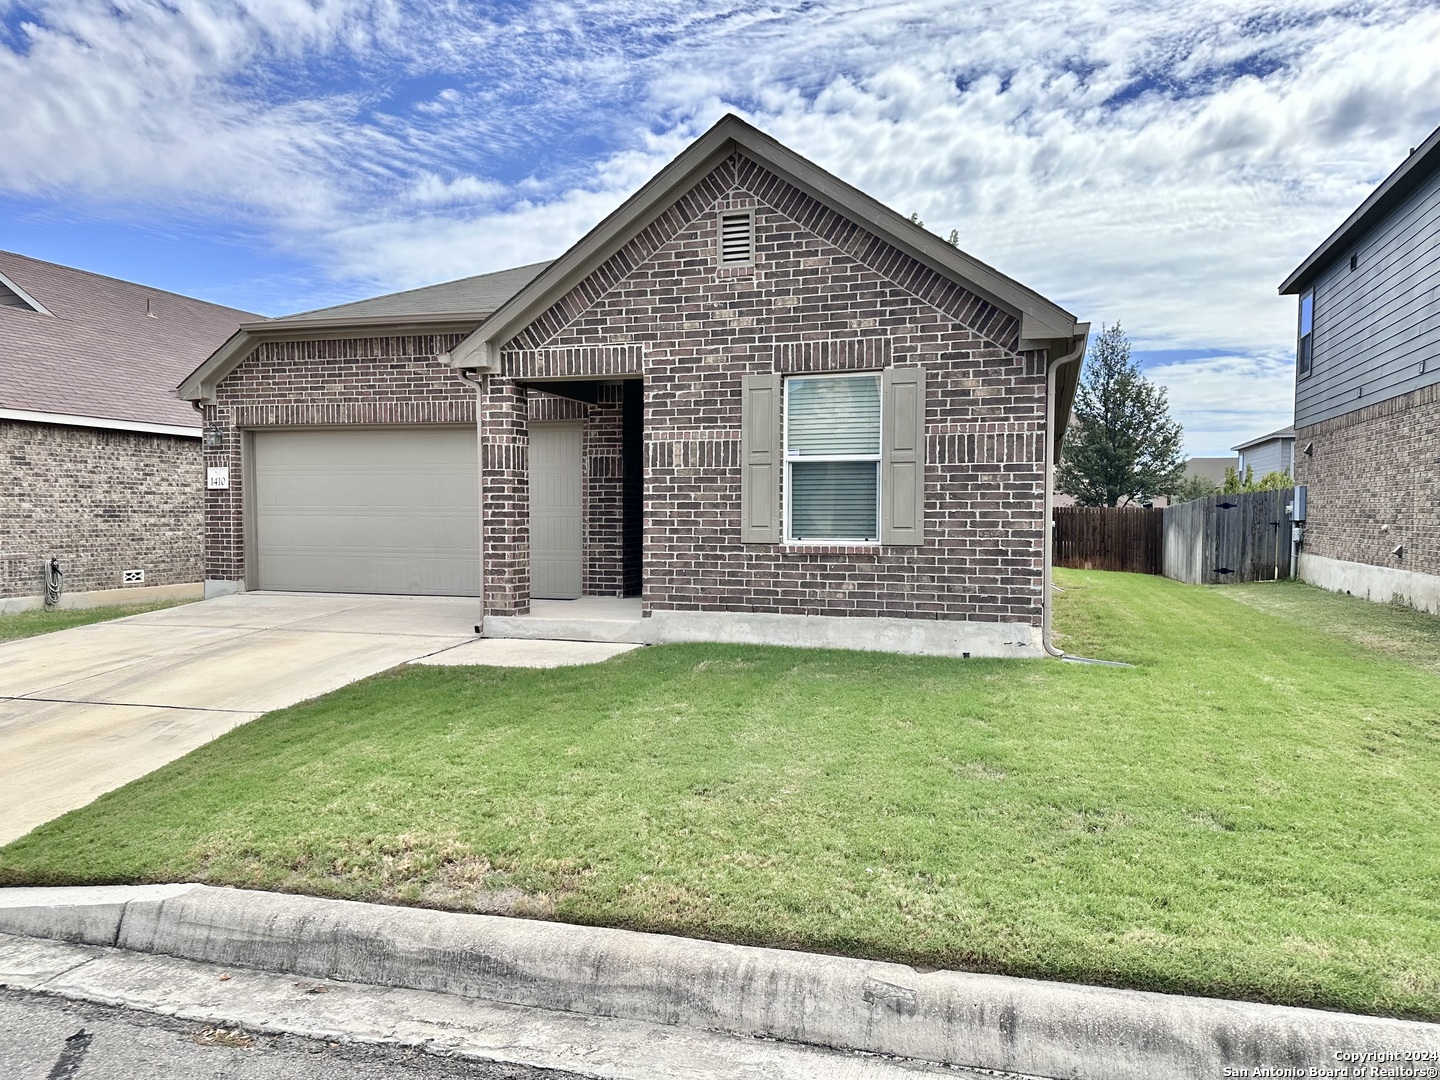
left=784, top=373, right=881, bottom=542
left=1297, top=288, right=1314, bottom=378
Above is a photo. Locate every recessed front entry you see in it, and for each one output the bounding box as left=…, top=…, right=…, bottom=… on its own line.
left=529, top=422, right=583, bottom=599
left=252, top=427, right=479, bottom=595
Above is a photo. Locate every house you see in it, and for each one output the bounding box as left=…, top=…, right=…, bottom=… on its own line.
left=179, top=115, right=1089, bottom=657
left=1231, top=426, right=1295, bottom=480
left=1278, top=121, right=1440, bottom=614
left=1183, top=456, right=1233, bottom=489
left=0, top=252, right=256, bottom=611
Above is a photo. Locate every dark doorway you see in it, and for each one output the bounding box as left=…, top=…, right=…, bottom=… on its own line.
left=622, top=380, right=643, bottom=597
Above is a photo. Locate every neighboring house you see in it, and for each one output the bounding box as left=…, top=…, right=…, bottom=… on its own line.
left=1231, top=427, right=1295, bottom=479
left=0, top=252, right=256, bottom=610
left=179, top=115, right=1089, bottom=657
left=1278, top=121, right=1440, bottom=614
left=1184, top=456, right=1233, bottom=488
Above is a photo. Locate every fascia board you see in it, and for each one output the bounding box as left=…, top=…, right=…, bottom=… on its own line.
left=1279, top=122, right=1440, bottom=295
left=0, top=407, right=199, bottom=437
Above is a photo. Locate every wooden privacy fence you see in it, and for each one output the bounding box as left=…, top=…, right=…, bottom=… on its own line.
left=1161, top=489, right=1294, bottom=585
left=1052, top=506, right=1163, bottom=574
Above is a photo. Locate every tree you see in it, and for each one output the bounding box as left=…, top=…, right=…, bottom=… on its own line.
left=1221, top=465, right=1292, bottom=493
left=1172, top=471, right=1220, bottom=503
left=1056, top=323, right=1186, bottom=506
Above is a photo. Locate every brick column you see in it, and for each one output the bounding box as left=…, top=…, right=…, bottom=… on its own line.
left=481, top=378, right=530, bottom=616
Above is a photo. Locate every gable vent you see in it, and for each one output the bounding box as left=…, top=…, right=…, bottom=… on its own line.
left=719, top=211, right=754, bottom=265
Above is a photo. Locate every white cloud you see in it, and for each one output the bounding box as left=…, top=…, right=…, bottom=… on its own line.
left=3, top=0, right=1438, bottom=447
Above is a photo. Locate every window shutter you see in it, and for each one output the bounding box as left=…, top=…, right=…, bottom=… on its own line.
left=740, top=372, right=781, bottom=543
left=881, top=365, right=926, bottom=545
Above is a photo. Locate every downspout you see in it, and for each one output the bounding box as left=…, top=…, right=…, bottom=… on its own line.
left=1042, top=332, right=1088, bottom=658
left=456, top=368, right=486, bottom=634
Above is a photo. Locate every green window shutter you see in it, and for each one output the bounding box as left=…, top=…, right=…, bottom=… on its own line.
left=881, top=365, right=926, bottom=545
left=740, top=372, right=781, bottom=543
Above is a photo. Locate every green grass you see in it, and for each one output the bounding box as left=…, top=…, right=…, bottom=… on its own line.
left=2, top=572, right=1437, bottom=1018
left=0, top=599, right=195, bottom=642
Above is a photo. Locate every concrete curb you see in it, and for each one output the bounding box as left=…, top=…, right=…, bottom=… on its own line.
left=2, top=884, right=1437, bottom=1080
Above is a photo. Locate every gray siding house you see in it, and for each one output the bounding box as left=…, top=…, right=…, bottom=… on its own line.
left=1279, top=121, right=1440, bottom=613
left=1231, top=426, right=1295, bottom=480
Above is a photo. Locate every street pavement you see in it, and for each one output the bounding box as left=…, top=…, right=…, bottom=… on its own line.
left=0, top=988, right=580, bottom=1080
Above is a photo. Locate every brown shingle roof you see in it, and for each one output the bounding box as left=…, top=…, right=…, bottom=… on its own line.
left=0, top=251, right=259, bottom=430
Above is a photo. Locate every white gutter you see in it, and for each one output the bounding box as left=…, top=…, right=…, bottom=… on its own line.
left=1041, top=332, right=1089, bottom=658
left=0, top=408, right=200, bottom=438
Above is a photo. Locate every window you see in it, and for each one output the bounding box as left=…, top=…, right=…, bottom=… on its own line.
left=784, top=373, right=881, bottom=542
left=1297, top=288, right=1314, bottom=378
left=719, top=210, right=754, bottom=266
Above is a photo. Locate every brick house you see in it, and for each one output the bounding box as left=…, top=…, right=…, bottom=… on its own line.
left=179, top=115, right=1089, bottom=657
left=0, top=252, right=255, bottom=611
left=1279, top=120, right=1440, bottom=614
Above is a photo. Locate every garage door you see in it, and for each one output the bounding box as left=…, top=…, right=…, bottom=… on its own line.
left=253, top=428, right=479, bottom=595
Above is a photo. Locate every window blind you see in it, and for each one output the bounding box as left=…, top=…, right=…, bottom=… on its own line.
left=785, top=376, right=880, bottom=456
left=790, top=461, right=879, bottom=541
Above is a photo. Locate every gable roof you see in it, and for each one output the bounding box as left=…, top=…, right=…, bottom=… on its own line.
left=445, top=113, right=1084, bottom=373
left=0, top=251, right=259, bottom=432
left=177, top=261, right=551, bottom=403
left=1279, top=121, right=1440, bottom=296
left=271, top=261, right=552, bottom=325
left=1231, top=425, right=1296, bottom=452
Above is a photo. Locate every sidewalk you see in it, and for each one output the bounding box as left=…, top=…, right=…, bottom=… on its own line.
left=2, top=883, right=1437, bottom=1080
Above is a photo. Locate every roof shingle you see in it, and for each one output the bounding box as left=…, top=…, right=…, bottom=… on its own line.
left=0, top=251, right=259, bottom=430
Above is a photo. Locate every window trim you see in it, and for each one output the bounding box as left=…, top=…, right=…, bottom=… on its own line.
left=717, top=208, right=755, bottom=268
left=782, top=371, right=882, bottom=545
left=1297, top=287, right=1314, bottom=380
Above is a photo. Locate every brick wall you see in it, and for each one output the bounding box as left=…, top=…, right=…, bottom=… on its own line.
left=1295, top=382, right=1440, bottom=577
left=205, top=336, right=628, bottom=609
left=1, top=419, right=201, bottom=598
left=500, top=152, right=1048, bottom=625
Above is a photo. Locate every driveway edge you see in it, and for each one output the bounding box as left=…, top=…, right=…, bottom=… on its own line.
left=1, top=884, right=1436, bottom=1079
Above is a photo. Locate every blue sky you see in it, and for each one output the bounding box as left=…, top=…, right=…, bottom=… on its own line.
left=3, top=0, right=1439, bottom=454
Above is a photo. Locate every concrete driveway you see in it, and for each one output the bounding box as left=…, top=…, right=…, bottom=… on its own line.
left=0, top=593, right=480, bottom=845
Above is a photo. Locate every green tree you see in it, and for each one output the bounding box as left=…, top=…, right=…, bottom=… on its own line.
left=1172, top=471, right=1220, bottom=503
left=1057, top=323, right=1186, bottom=506
left=1222, top=465, right=1293, bottom=493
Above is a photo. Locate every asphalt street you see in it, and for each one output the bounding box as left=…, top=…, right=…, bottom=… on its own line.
left=0, top=988, right=582, bottom=1080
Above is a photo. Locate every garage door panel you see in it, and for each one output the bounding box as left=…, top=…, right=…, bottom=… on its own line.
left=254, top=429, right=479, bottom=596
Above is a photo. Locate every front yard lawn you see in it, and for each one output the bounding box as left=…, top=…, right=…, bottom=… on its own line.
left=2, top=571, right=1437, bottom=1019
left=0, top=599, right=195, bottom=642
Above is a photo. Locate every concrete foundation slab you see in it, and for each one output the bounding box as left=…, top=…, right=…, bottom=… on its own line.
left=1300, top=552, right=1440, bottom=615
left=415, top=639, right=641, bottom=668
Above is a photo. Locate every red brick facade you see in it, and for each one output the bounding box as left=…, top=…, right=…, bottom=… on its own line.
left=204, top=153, right=1050, bottom=629
left=1295, top=382, right=1440, bottom=577
left=1, top=420, right=201, bottom=599
left=499, top=153, right=1047, bottom=625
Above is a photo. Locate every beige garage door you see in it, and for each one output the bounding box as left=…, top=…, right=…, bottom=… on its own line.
left=529, top=423, right=582, bottom=599
left=253, top=428, right=479, bottom=595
